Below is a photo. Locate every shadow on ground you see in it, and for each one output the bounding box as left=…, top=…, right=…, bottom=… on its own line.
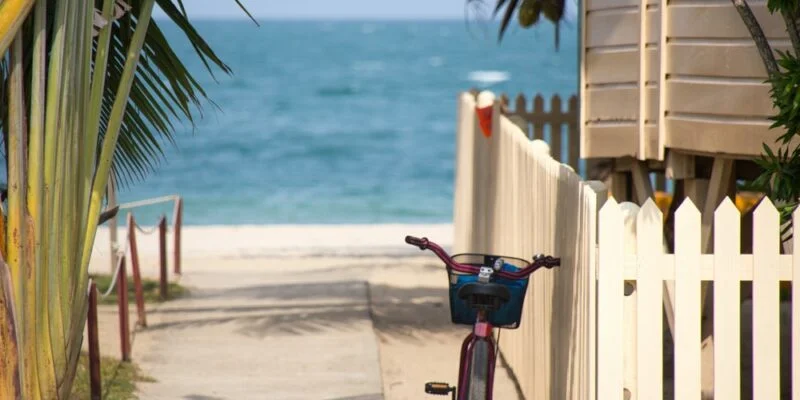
left=143, top=279, right=460, bottom=341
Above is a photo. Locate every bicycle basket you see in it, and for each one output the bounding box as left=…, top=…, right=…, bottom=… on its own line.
left=447, top=254, right=530, bottom=329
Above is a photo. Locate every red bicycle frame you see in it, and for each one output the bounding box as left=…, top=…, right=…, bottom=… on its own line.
left=457, top=311, right=498, bottom=400
left=406, top=235, right=559, bottom=399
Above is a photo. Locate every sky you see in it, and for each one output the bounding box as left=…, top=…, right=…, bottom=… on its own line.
left=153, top=0, right=579, bottom=21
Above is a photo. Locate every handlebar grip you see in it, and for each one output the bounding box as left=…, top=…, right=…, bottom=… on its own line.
left=405, top=235, right=428, bottom=250
left=534, top=255, right=561, bottom=268
left=547, top=257, right=561, bottom=268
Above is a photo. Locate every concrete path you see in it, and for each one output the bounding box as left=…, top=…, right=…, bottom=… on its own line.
left=87, top=224, right=519, bottom=400
left=131, top=257, right=384, bottom=400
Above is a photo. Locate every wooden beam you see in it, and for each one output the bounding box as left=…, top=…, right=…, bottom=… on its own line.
left=684, top=179, right=710, bottom=212
left=702, top=158, right=736, bottom=253
left=630, top=160, right=655, bottom=204
left=666, top=151, right=695, bottom=180
left=606, top=172, right=629, bottom=202
left=615, top=156, right=664, bottom=172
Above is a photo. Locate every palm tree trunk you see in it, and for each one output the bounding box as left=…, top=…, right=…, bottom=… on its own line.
left=730, top=0, right=779, bottom=77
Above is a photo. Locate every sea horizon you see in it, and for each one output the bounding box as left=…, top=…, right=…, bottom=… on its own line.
left=117, top=20, right=578, bottom=226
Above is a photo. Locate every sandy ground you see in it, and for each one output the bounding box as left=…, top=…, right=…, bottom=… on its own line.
left=86, top=224, right=521, bottom=399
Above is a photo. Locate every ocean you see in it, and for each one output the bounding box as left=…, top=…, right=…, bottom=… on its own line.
left=118, top=19, right=579, bottom=225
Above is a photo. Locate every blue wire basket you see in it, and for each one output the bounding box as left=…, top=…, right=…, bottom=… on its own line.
left=447, top=254, right=530, bottom=329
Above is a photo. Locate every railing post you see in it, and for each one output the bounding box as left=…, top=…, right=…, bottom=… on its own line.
left=128, top=213, right=147, bottom=327
left=117, top=255, right=131, bottom=362
left=159, top=215, right=168, bottom=300
left=173, top=197, right=182, bottom=275
left=88, top=280, right=101, bottom=400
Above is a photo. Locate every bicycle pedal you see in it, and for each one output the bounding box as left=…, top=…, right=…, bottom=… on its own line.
left=425, top=381, right=455, bottom=395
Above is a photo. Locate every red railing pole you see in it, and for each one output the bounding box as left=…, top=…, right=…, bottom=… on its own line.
left=88, top=281, right=101, bottom=400
left=128, top=213, right=147, bottom=327
left=173, top=197, right=183, bottom=275
left=117, top=255, right=131, bottom=362
left=159, top=216, right=168, bottom=300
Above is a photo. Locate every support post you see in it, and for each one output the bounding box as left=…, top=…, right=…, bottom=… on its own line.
left=88, top=281, right=101, bottom=400
left=117, top=256, right=131, bottom=362
left=128, top=213, right=146, bottom=327
left=606, top=171, right=630, bottom=202
left=159, top=216, right=168, bottom=300
left=630, top=160, right=655, bottom=204
left=173, top=197, right=183, bottom=275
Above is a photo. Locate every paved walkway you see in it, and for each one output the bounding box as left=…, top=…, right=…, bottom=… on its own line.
left=131, top=257, right=384, bottom=400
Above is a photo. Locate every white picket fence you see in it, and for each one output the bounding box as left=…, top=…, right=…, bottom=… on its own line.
left=598, top=197, right=798, bottom=399
left=453, top=92, right=605, bottom=399
left=452, top=91, right=799, bottom=399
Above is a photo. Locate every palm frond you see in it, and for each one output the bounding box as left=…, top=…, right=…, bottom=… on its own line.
left=497, top=0, right=519, bottom=42
left=97, top=0, right=250, bottom=187
left=470, top=0, right=568, bottom=48
left=0, top=1, right=249, bottom=188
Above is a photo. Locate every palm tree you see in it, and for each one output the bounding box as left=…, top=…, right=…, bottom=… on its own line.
left=468, top=0, right=568, bottom=47
left=731, top=0, right=800, bottom=233
left=0, top=1, right=250, bottom=397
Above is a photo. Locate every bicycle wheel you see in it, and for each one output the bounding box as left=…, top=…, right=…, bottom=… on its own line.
left=466, top=340, right=490, bottom=400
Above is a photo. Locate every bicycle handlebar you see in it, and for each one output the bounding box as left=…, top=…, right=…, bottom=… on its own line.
left=404, top=235, right=560, bottom=280
left=405, top=235, right=428, bottom=249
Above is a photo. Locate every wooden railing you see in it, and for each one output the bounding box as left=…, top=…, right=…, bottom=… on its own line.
left=86, top=196, right=184, bottom=398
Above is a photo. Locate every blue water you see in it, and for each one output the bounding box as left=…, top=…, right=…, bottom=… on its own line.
left=119, top=20, right=578, bottom=225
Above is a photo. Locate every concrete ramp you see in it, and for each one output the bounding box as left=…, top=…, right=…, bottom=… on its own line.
left=132, top=261, right=384, bottom=400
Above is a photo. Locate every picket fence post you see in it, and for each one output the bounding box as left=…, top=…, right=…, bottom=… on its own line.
left=621, top=202, right=639, bottom=399
left=713, top=198, right=741, bottom=400
left=752, top=199, right=780, bottom=398
left=674, top=200, right=702, bottom=400
left=598, top=199, right=624, bottom=400
left=636, top=199, right=663, bottom=399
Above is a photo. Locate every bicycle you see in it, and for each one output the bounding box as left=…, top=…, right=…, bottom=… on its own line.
left=404, top=236, right=560, bottom=400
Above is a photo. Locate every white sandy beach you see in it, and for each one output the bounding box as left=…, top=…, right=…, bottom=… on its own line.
left=86, top=223, right=521, bottom=399
left=91, top=223, right=455, bottom=263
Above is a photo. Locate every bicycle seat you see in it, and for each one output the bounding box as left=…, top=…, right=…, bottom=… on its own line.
left=457, top=282, right=510, bottom=311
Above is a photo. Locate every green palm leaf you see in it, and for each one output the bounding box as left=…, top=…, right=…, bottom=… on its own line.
left=468, top=0, right=568, bottom=48
left=0, top=0, right=252, bottom=187
left=101, top=0, right=254, bottom=186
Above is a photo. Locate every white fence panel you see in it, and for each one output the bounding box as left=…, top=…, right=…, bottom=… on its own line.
left=752, top=199, right=780, bottom=398
left=452, top=92, right=605, bottom=399
left=636, top=199, right=663, bottom=399
left=596, top=196, right=795, bottom=399
left=598, top=199, right=624, bottom=400
left=674, top=200, right=702, bottom=400
left=452, top=93, right=477, bottom=254
left=713, top=198, right=741, bottom=400
left=622, top=202, right=639, bottom=399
